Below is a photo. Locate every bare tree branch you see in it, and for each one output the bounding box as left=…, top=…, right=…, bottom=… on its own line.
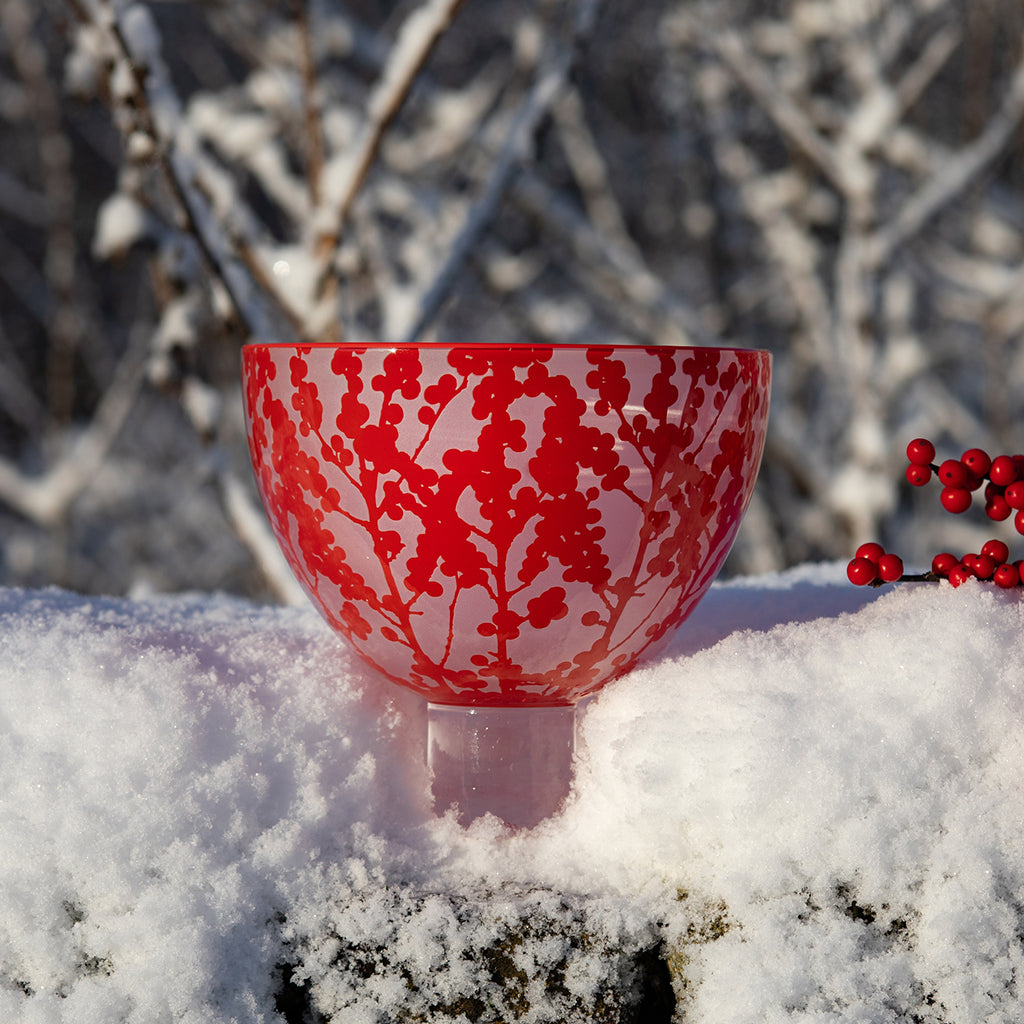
left=215, top=457, right=309, bottom=607
left=552, top=87, right=637, bottom=258
left=712, top=27, right=847, bottom=191
left=294, top=0, right=328, bottom=210
left=1, top=0, right=81, bottom=426
left=893, top=23, right=961, bottom=116
left=86, top=2, right=295, bottom=343
left=314, top=0, right=467, bottom=326
left=0, top=327, right=147, bottom=526
left=870, top=48, right=1024, bottom=265
left=399, top=0, right=601, bottom=344
left=510, top=173, right=713, bottom=347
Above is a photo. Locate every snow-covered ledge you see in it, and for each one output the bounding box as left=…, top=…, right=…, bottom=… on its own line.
left=2, top=565, right=1022, bottom=1022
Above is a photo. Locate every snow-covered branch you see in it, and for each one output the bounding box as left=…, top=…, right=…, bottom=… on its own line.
left=0, top=329, right=147, bottom=527
left=398, top=0, right=600, bottom=344
left=870, top=46, right=1024, bottom=266
left=103, top=4, right=292, bottom=345
left=314, top=0, right=467, bottom=338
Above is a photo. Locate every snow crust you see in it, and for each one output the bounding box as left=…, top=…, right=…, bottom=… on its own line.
left=2, top=564, right=1024, bottom=1022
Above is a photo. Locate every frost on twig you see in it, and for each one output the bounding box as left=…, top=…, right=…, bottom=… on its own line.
left=318, top=0, right=466, bottom=233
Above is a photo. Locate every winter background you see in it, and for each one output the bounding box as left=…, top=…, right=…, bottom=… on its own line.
left=3, top=0, right=1024, bottom=1020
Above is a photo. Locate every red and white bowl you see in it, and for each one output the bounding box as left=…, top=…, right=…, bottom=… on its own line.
left=243, top=342, right=771, bottom=709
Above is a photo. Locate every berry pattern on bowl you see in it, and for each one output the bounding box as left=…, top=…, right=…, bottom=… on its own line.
left=244, top=343, right=771, bottom=707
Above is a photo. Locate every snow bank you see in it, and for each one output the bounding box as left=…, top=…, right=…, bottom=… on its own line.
left=2, top=565, right=1023, bottom=1022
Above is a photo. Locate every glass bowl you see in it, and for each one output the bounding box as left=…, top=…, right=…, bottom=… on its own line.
left=243, top=342, right=770, bottom=825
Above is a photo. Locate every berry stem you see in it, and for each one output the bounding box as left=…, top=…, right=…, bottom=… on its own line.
left=866, top=571, right=940, bottom=588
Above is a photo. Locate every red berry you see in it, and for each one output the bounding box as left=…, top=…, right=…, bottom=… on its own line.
left=1013, top=455, right=1024, bottom=477
left=847, top=557, right=878, bottom=586
left=938, top=460, right=968, bottom=487
left=931, top=552, right=959, bottom=577
left=855, top=542, right=886, bottom=564
left=906, top=464, right=931, bottom=487
left=990, top=455, right=1019, bottom=486
left=972, top=554, right=997, bottom=580
left=986, top=495, right=1012, bottom=521
left=940, top=486, right=971, bottom=514
left=877, top=553, right=904, bottom=582
left=961, top=448, right=992, bottom=478
left=965, top=471, right=985, bottom=492
left=994, top=563, right=1020, bottom=588
left=948, top=563, right=974, bottom=588
left=906, top=438, right=936, bottom=466
left=981, top=539, right=1010, bottom=564
left=1006, top=482, right=1024, bottom=510
left=1016, top=509, right=1024, bottom=536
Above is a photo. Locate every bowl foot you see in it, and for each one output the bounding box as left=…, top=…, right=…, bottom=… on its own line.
left=427, top=703, right=576, bottom=828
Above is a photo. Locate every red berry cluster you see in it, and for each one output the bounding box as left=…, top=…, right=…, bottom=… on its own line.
left=847, top=438, right=1024, bottom=590
left=847, top=542, right=904, bottom=586
left=903, top=438, right=1024, bottom=526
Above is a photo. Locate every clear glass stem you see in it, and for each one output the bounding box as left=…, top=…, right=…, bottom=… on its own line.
left=427, top=703, right=577, bottom=829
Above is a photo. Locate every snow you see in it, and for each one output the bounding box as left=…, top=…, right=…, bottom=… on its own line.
left=92, top=195, right=152, bottom=261
left=3, top=564, right=1024, bottom=1022
left=365, top=0, right=463, bottom=126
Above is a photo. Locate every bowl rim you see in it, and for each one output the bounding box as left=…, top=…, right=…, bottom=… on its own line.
left=243, top=340, right=771, bottom=356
